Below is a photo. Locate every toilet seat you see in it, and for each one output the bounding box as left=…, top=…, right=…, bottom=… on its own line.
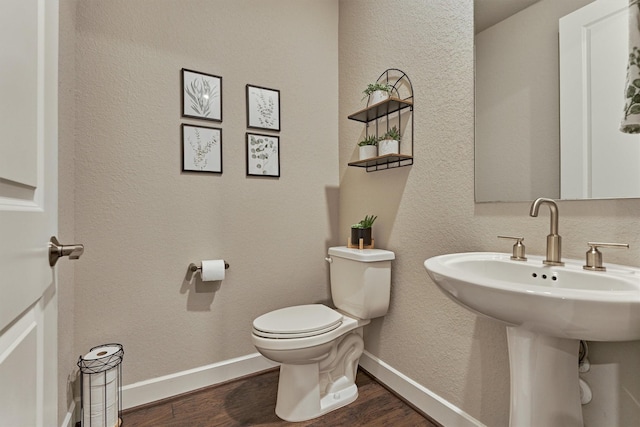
left=253, top=304, right=343, bottom=339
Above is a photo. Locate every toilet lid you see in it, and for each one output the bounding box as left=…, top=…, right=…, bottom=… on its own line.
left=253, top=304, right=343, bottom=339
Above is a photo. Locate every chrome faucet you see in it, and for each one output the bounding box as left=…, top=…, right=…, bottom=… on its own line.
left=529, top=197, right=564, bottom=266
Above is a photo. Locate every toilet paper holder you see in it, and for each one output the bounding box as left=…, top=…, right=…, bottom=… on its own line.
left=189, top=261, right=230, bottom=272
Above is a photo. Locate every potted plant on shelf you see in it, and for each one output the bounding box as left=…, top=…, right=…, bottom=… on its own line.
left=361, top=83, right=394, bottom=105
left=350, top=214, right=377, bottom=248
left=378, top=125, right=401, bottom=156
left=358, top=135, right=378, bottom=160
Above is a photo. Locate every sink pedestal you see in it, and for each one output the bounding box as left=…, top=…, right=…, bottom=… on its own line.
left=507, top=327, right=583, bottom=427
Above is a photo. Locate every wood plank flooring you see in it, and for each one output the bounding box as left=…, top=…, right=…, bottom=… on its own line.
left=122, top=368, right=441, bottom=426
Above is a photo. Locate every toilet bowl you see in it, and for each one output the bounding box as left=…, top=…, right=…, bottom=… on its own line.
left=251, top=246, right=394, bottom=422
left=252, top=304, right=368, bottom=364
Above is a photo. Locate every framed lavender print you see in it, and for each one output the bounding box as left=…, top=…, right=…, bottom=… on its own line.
left=246, top=132, right=280, bottom=177
left=182, top=124, right=222, bottom=173
left=182, top=68, right=222, bottom=122
left=246, top=84, right=280, bottom=131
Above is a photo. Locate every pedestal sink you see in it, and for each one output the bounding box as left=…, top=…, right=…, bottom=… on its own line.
left=424, top=252, right=640, bottom=427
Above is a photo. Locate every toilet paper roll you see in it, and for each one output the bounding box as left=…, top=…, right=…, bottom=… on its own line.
left=80, top=345, right=123, bottom=375
left=82, top=368, right=119, bottom=427
left=84, top=345, right=122, bottom=362
left=201, top=259, right=226, bottom=281
left=85, top=369, right=117, bottom=387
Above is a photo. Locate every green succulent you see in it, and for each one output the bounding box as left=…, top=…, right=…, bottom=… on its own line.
left=361, top=83, right=393, bottom=100
left=358, top=135, right=379, bottom=146
left=382, top=126, right=401, bottom=141
left=351, top=215, right=377, bottom=229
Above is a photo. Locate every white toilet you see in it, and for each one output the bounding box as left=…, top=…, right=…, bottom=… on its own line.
left=251, top=246, right=395, bottom=422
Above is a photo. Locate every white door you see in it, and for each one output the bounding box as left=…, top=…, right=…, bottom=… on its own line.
left=560, top=0, right=639, bottom=199
left=0, top=0, right=59, bottom=425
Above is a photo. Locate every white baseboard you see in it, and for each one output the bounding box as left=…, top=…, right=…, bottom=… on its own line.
left=121, top=353, right=277, bottom=410
left=118, top=350, right=484, bottom=427
left=360, top=350, right=486, bottom=427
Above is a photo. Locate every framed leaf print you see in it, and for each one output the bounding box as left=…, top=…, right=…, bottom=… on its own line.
left=246, top=84, right=280, bottom=131
left=182, top=68, right=222, bottom=122
left=246, top=132, right=280, bottom=177
left=182, top=124, right=222, bottom=173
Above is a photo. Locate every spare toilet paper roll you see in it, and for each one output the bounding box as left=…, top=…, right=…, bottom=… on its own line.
left=82, top=368, right=119, bottom=427
left=80, top=345, right=122, bottom=375
left=84, top=345, right=122, bottom=362
left=201, top=259, right=226, bottom=281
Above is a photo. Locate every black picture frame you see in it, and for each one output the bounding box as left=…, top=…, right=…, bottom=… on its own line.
left=182, top=68, right=222, bottom=122
left=246, top=84, right=280, bottom=131
left=182, top=124, right=223, bottom=174
left=246, top=132, right=280, bottom=177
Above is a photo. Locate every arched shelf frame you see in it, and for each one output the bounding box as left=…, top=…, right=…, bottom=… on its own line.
left=348, top=69, right=414, bottom=172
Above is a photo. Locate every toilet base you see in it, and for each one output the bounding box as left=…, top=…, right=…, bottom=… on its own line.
left=276, top=363, right=358, bottom=422
left=274, top=331, right=363, bottom=422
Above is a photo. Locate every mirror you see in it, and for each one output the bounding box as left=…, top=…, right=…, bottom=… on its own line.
left=474, top=0, right=638, bottom=202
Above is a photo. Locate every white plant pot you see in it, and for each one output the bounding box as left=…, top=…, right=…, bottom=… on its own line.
left=369, top=90, right=389, bottom=105
left=378, top=139, right=399, bottom=156
left=359, top=145, right=378, bottom=160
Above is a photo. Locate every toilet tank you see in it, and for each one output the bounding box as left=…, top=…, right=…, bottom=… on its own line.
left=327, top=246, right=395, bottom=319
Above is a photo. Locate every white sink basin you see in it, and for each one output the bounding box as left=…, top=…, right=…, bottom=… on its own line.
left=424, top=252, right=640, bottom=341
left=424, top=252, right=640, bottom=426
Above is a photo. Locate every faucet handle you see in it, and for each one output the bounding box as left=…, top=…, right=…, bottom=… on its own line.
left=498, top=236, right=527, bottom=261
left=583, top=242, right=629, bottom=271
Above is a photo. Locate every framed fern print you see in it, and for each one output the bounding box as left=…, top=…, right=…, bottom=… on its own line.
left=182, top=69, right=222, bottom=122
left=246, top=84, right=280, bottom=131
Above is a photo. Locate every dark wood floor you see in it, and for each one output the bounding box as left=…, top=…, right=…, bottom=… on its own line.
left=122, top=368, right=441, bottom=426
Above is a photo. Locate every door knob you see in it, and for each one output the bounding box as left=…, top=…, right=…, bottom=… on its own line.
left=49, top=236, right=84, bottom=267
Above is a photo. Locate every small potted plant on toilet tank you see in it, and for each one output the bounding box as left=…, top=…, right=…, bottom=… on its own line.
left=350, top=214, right=377, bottom=247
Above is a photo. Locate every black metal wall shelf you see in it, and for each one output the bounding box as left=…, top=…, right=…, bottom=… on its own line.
left=348, top=69, right=414, bottom=172
left=348, top=97, right=413, bottom=123
left=348, top=154, right=414, bottom=172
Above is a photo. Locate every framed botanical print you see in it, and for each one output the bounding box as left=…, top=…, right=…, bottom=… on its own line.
left=182, top=68, right=222, bottom=122
left=246, top=132, right=280, bottom=177
left=246, top=84, right=280, bottom=131
left=182, top=124, right=222, bottom=173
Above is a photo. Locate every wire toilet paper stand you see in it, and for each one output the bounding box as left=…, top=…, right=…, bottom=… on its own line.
left=77, top=343, right=124, bottom=427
